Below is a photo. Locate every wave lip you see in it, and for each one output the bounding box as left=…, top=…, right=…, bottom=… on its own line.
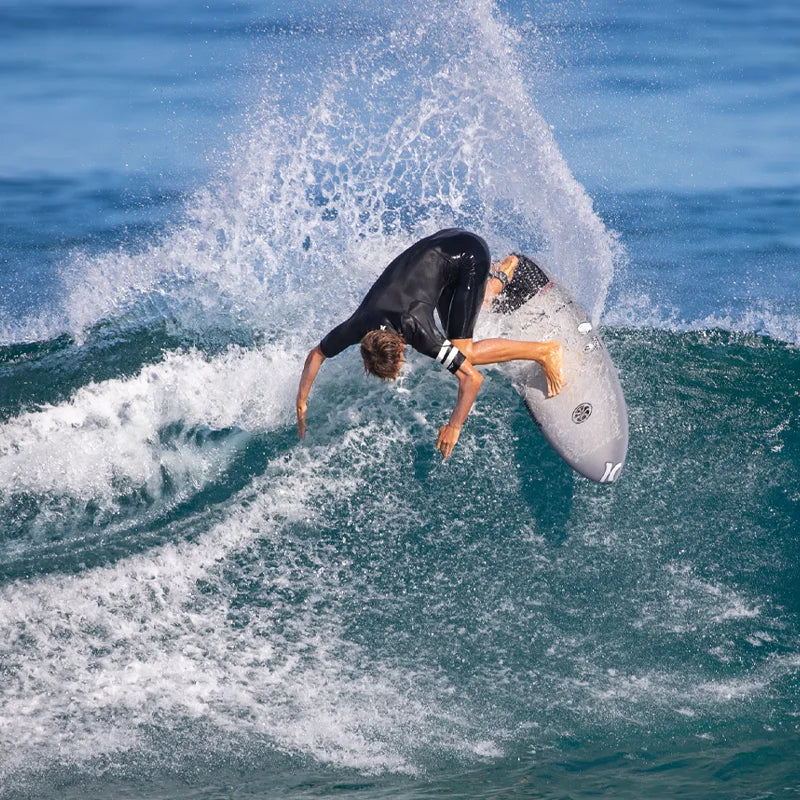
left=0, top=345, right=298, bottom=517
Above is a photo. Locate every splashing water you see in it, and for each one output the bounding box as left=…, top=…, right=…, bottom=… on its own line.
left=49, top=0, right=618, bottom=345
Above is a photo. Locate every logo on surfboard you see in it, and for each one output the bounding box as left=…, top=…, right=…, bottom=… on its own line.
left=600, top=462, right=623, bottom=483
left=572, top=403, right=593, bottom=424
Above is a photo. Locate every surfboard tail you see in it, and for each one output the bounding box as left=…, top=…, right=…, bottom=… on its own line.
left=492, top=254, right=551, bottom=314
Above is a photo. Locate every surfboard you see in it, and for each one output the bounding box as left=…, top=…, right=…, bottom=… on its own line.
left=489, top=255, right=628, bottom=484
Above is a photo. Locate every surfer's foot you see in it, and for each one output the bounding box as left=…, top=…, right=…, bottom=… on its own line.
left=484, top=255, right=520, bottom=306
left=494, top=254, right=519, bottom=284
left=540, top=341, right=565, bottom=397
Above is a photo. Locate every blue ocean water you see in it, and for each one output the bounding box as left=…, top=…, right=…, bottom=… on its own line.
left=1, top=1, right=798, bottom=798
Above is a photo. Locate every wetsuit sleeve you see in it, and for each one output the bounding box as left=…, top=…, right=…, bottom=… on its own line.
left=319, top=317, right=360, bottom=358
left=400, top=309, right=466, bottom=375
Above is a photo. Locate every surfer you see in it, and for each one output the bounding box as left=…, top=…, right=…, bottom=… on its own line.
left=296, top=228, right=565, bottom=459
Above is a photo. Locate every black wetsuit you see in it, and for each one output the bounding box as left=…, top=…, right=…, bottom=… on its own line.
left=319, top=229, right=491, bottom=374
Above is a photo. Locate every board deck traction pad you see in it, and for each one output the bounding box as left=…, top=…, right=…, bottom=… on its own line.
left=491, top=254, right=629, bottom=484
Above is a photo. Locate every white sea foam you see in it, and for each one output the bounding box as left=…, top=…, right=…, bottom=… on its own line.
left=0, top=345, right=299, bottom=509
left=696, top=304, right=800, bottom=347
left=0, top=421, right=492, bottom=780
left=606, top=290, right=800, bottom=346
left=633, top=562, right=761, bottom=635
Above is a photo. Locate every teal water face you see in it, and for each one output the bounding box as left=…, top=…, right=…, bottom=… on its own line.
left=1, top=0, right=798, bottom=798
left=1, top=328, right=798, bottom=799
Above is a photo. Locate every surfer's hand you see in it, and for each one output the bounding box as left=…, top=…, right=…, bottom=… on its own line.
left=436, top=424, right=461, bottom=460
left=297, top=402, right=308, bottom=440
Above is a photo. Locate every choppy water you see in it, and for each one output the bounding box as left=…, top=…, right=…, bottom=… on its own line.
left=1, top=1, right=798, bottom=798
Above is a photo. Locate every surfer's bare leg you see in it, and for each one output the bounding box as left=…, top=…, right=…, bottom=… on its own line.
left=451, top=337, right=565, bottom=398
left=482, top=255, right=519, bottom=307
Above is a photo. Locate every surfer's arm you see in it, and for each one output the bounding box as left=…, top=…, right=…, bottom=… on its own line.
left=296, top=345, right=326, bottom=440
left=436, top=360, right=483, bottom=460
left=297, top=316, right=360, bottom=439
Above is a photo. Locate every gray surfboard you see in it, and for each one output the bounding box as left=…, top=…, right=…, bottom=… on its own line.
left=489, top=255, right=628, bottom=484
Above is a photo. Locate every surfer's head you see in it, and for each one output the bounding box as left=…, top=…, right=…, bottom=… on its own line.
left=360, top=329, right=405, bottom=380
